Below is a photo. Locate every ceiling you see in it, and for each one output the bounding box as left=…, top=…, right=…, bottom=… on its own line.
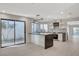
left=0, top=3, right=78, bottom=19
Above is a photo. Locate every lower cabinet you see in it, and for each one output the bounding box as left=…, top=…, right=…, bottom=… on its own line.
left=45, top=34, right=53, bottom=49
left=31, top=33, right=67, bottom=49
left=31, top=35, right=45, bottom=47
left=58, top=33, right=67, bottom=42
left=62, top=33, right=67, bottom=42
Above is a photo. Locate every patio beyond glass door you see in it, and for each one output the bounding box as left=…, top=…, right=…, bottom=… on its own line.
left=2, top=20, right=14, bottom=47
left=15, top=21, right=25, bottom=44
left=1, top=19, right=26, bottom=47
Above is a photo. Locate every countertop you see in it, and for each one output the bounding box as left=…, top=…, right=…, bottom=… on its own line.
left=29, top=32, right=66, bottom=35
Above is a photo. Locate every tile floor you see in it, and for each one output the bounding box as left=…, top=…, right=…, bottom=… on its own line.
left=0, top=38, right=79, bottom=56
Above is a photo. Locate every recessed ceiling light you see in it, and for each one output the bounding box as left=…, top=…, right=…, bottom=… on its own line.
left=67, top=15, right=71, bottom=18
left=60, top=11, right=64, bottom=14
left=2, top=10, right=6, bottom=13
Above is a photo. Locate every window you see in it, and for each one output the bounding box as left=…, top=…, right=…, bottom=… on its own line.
left=40, top=24, right=48, bottom=32
left=32, top=23, right=48, bottom=33
left=40, top=24, right=44, bottom=32
left=32, top=23, right=40, bottom=33
left=44, top=24, right=48, bottom=32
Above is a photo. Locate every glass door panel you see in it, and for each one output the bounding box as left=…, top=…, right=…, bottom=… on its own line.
left=15, top=21, right=25, bottom=44
left=2, top=20, right=14, bottom=47
left=73, top=27, right=79, bottom=38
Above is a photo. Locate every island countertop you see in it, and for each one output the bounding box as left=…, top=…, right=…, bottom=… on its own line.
left=29, top=31, right=67, bottom=35
left=29, top=32, right=53, bottom=35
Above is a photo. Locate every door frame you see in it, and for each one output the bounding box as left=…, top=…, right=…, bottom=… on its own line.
left=0, top=18, right=26, bottom=48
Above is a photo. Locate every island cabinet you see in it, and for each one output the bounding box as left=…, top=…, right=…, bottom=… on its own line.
left=31, top=34, right=45, bottom=48
left=45, top=34, right=53, bottom=49
left=31, top=34, right=53, bottom=49
left=31, top=32, right=67, bottom=49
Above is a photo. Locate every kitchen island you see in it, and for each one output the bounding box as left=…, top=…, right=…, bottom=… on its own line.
left=31, top=33, right=53, bottom=49
left=31, top=32, right=67, bottom=49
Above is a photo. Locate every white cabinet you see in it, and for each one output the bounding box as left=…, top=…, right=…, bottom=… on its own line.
left=58, top=33, right=62, bottom=41
left=31, top=35, right=45, bottom=47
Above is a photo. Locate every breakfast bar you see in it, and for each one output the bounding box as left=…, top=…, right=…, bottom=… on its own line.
left=31, top=32, right=67, bottom=49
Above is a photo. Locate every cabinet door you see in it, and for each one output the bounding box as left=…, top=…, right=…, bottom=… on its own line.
left=58, top=34, right=62, bottom=41
left=45, top=35, right=53, bottom=49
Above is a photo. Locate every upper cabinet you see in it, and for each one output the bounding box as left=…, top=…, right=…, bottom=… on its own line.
left=53, top=22, right=59, bottom=29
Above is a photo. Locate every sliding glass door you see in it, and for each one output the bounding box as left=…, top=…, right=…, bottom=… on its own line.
left=1, top=19, right=26, bottom=47
left=2, top=20, right=14, bottom=47
left=15, top=21, right=25, bottom=44
left=73, top=27, right=79, bottom=38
